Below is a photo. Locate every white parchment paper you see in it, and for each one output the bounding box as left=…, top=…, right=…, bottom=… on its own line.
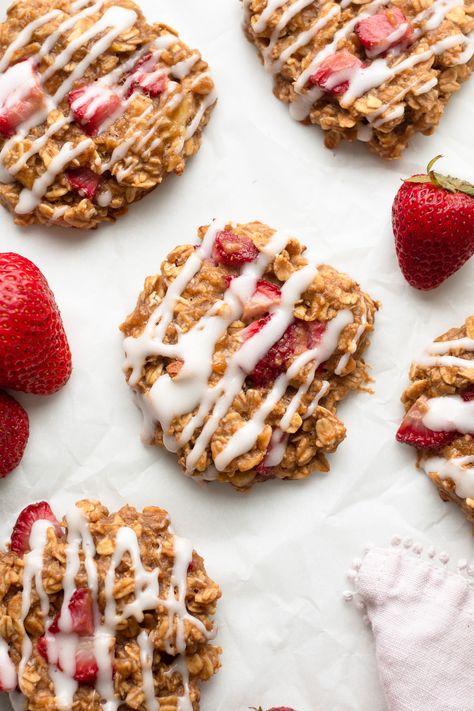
left=1, top=0, right=474, bottom=709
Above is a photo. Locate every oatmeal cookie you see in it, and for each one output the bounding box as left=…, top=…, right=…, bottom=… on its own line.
left=243, top=0, right=474, bottom=159
left=0, top=500, right=221, bottom=710
left=397, top=316, right=474, bottom=523
left=121, top=220, right=378, bottom=491
left=0, top=0, right=216, bottom=229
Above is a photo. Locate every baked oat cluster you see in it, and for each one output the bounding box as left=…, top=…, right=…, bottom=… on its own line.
left=121, top=220, right=377, bottom=491
left=243, top=0, right=474, bottom=159
left=0, top=499, right=221, bottom=710
left=0, top=0, right=216, bottom=228
left=397, top=316, right=474, bottom=523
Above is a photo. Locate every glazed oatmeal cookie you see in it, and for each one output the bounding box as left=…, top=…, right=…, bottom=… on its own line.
left=243, top=0, right=474, bottom=159
left=0, top=500, right=221, bottom=710
left=397, top=316, right=474, bottom=523
left=121, top=220, right=378, bottom=492
left=0, top=0, right=216, bottom=229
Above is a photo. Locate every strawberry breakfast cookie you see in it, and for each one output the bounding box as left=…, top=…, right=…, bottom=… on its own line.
left=397, top=316, right=474, bottom=523
left=0, top=499, right=221, bottom=710
left=121, top=220, right=377, bottom=491
left=0, top=0, right=216, bottom=229
left=243, top=0, right=474, bottom=159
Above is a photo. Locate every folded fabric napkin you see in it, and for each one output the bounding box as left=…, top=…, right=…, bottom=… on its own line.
left=346, top=538, right=474, bottom=711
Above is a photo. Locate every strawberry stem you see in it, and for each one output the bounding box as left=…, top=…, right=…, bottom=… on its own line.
left=405, top=155, right=474, bottom=198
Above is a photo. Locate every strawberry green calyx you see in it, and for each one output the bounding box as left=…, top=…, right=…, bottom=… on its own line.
left=406, top=155, right=474, bottom=197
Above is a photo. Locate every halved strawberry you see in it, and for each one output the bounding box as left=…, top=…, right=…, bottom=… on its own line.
left=461, top=385, right=474, bottom=402
left=49, top=588, right=94, bottom=636
left=68, top=84, right=122, bottom=136
left=396, top=396, right=458, bottom=450
left=74, top=640, right=99, bottom=685
left=243, top=280, right=282, bottom=320
left=355, top=8, right=413, bottom=57
left=66, top=168, right=101, bottom=200
left=212, top=231, right=259, bottom=267
left=0, top=61, right=45, bottom=138
left=10, top=502, right=63, bottom=556
left=309, top=50, right=364, bottom=95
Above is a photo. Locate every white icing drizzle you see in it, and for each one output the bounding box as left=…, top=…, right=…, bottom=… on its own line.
left=422, top=395, right=474, bottom=433
left=335, top=302, right=366, bottom=374
left=14, top=504, right=210, bottom=711
left=185, top=89, right=217, bottom=140
left=249, top=0, right=472, bottom=126
left=216, top=308, right=353, bottom=469
left=416, top=336, right=474, bottom=370
left=0, top=638, right=17, bottom=691
left=16, top=139, right=93, bottom=214
left=0, top=3, right=215, bottom=211
left=413, top=76, right=438, bottom=94
left=421, top=455, right=474, bottom=500
left=124, top=222, right=364, bottom=476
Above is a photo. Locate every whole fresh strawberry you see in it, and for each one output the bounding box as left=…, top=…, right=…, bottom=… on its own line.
left=0, top=391, right=29, bottom=477
left=0, top=253, right=72, bottom=394
left=392, top=156, right=474, bottom=290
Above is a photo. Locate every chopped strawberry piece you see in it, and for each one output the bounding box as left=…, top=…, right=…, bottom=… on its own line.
left=0, top=61, right=45, bottom=138
left=224, top=274, right=235, bottom=289
left=37, top=636, right=48, bottom=661
left=243, top=280, right=282, bottom=320
left=66, top=168, right=101, bottom=200
left=134, top=71, right=168, bottom=98
left=68, top=84, right=122, bottom=136
left=309, top=50, right=364, bottom=96
left=355, top=8, right=413, bottom=57
left=396, top=396, right=458, bottom=450
left=74, top=640, right=99, bottom=685
left=243, top=315, right=272, bottom=341
left=245, top=318, right=326, bottom=386
left=68, top=589, right=95, bottom=636
left=213, top=231, right=259, bottom=267
left=461, top=385, right=474, bottom=402
left=10, top=502, right=63, bottom=556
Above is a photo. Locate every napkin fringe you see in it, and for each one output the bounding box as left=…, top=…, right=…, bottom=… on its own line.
left=342, top=534, right=474, bottom=624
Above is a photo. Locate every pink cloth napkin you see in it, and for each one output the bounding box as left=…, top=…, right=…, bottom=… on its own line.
left=348, top=540, right=474, bottom=711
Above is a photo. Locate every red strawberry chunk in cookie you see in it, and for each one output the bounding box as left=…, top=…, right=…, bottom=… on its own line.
left=49, top=588, right=95, bottom=636
left=74, top=640, right=99, bottom=685
left=356, top=8, right=413, bottom=58
left=310, top=50, right=364, bottom=95
left=213, top=231, right=259, bottom=266
left=39, top=634, right=98, bottom=686
left=246, top=319, right=326, bottom=387
left=396, top=396, right=457, bottom=450
left=68, top=84, right=122, bottom=136
left=461, top=385, right=474, bottom=401
left=10, top=502, right=63, bottom=556
left=0, top=61, right=45, bottom=138
left=66, top=168, right=102, bottom=200
left=135, top=70, right=168, bottom=98
left=243, top=280, right=282, bottom=320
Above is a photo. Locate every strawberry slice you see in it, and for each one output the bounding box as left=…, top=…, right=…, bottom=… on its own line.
left=243, top=280, right=282, bottom=320
left=66, top=168, right=101, bottom=200
left=212, top=231, right=259, bottom=267
left=243, top=314, right=272, bottom=342
left=461, top=385, right=474, bottom=402
left=68, top=84, right=122, bottom=136
left=396, top=396, right=458, bottom=450
left=10, top=502, right=63, bottom=556
left=0, top=61, right=45, bottom=138
left=49, top=588, right=95, bottom=636
left=74, top=639, right=99, bottom=685
left=355, top=8, right=413, bottom=57
left=309, top=50, right=364, bottom=95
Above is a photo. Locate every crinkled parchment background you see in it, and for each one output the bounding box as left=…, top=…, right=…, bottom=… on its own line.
left=1, top=0, right=474, bottom=709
